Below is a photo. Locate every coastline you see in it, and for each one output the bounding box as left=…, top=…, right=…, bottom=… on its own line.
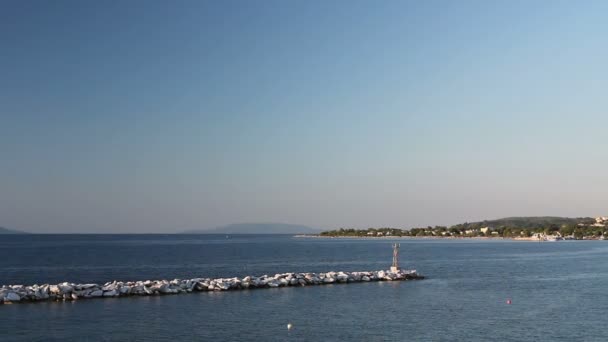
left=294, top=235, right=601, bottom=242
left=294, top=235, right=514, bottom=240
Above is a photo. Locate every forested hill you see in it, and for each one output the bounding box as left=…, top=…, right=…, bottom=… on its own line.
left=451, top=217, right=595, bottom=230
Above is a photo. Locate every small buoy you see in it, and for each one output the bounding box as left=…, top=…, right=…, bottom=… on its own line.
left=506, top=299, right=512, bottom=305
left=287, top=323, right=293, bottom=330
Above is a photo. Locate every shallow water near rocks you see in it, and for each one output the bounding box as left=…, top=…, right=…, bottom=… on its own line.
left=2, top=235, right=608, bottom=341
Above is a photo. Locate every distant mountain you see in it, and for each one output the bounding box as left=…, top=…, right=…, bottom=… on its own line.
left=0, top=227, right=27, bottom=234
left=181, top=223, right=320, bottom=234
left=450, top=216, right=595, bottom=230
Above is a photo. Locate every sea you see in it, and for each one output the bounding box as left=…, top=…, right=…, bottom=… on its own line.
left=2, top=234, right=608, bottom=341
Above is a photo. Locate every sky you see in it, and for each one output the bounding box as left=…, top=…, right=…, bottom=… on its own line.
left=1, top=0, right=608, bottom=233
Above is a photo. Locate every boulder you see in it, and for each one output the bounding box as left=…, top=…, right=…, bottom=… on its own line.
left=102, top=284, right=116, bottom=291
left=216, top=282, right=230, bottom=291
left=256, top=279, right=268, bottom=287
left=336, top=273, right=349, bottom=283
left=103, top=290, right=117, bottom=297
left=323, top=277, right=335, bottom=283
left=59, top=285, right=73, bottom=293
left=90, top=290, right=103, bottom=297
left=5, top=292, right=21, bottom=302
left=158, top=284, right=170, bottom=294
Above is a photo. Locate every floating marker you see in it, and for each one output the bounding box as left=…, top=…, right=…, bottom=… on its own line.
left=506, top=299, right=512, bottom=304
left=287, top=323, right=293, bottom=330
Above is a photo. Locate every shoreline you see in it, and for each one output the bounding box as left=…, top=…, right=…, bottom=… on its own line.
left=295, top=235, right=514, bottom=240
left=294, top=235, right=602, bottom=242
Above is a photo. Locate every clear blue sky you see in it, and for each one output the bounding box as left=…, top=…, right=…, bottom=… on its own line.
left=2, top=0, right=607, bottom=233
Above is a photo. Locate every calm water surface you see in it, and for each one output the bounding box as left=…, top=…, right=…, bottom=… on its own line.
left=2, top=235, right=608, bottom=341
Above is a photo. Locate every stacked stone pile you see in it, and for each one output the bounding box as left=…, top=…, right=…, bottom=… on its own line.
left=1, top=269, right=423, bottom=304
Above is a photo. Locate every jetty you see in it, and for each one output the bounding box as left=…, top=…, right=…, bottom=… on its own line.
left=1, top=246, right=423, bottom=304
left=1, top=270, right=423, bottom=304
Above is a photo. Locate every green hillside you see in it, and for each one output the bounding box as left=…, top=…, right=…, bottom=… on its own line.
left=450, top=216, right=595, bottom=230
left=318, top=216, right=601, bottom=238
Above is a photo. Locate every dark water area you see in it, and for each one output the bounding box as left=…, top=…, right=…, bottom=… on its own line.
left=2, top=235, right=608, bottom=341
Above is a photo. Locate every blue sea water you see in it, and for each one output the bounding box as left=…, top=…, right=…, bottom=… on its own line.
left=2, top=235, right=608, bottom=341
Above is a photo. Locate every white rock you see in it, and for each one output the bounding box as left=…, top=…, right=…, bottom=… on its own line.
left=90, top=290, right=103, bottom=297
left=103, top=290, right=117, bottom=297
left=59, top=285, right=73, bottom=293
left=5, top=292, right=21, bottom=302
left=216, top=282, right=230, bottom=291
left=102, top=285, right=115, bottom=291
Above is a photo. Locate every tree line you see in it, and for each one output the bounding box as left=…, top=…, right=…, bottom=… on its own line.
left=319, top=218, right=605, bottom=239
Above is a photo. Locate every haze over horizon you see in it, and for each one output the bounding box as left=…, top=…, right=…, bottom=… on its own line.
left=2, top=1, right=608, bottom=234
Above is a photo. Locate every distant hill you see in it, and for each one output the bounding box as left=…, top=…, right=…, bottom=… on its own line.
left=450, top=216, right=595, bottom=230
left=181, top=223, right=320, bottom=234
left=0, top=227, right=27, bottom=234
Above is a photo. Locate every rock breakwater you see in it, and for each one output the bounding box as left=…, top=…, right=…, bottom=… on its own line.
left=1, top=269, right=423, bottom=304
